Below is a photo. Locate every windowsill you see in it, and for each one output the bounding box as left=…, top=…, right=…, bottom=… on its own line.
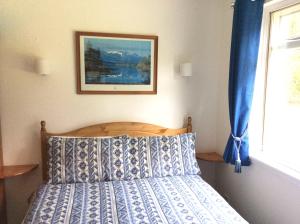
left=250, top=151, right=300, bottom=186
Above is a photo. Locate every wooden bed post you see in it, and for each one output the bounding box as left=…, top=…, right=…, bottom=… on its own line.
left=40, top=121, right=48, bottom=181
left=187, top=116, right=192, bottom=132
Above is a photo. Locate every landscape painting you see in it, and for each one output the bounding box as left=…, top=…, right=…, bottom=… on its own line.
left=76, top=32, right=158, bottom=94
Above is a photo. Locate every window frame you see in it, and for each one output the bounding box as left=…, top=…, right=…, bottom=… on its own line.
left=249, top=0, right=300, bottom=181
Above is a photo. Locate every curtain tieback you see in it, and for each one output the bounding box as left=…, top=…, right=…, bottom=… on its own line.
left=231, top=127, right=248, bottom=173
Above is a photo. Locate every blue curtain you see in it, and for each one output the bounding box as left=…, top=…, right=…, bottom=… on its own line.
left=223, top=0, right=264, bottom=173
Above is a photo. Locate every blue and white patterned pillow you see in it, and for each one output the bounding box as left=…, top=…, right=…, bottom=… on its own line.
left=106, top=133, right=201, bottom=181
left=47, top=133, right=200, bottom=184
left=47, top=135, right=126, bottom=184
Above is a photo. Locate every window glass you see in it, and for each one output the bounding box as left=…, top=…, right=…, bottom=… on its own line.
left=263, top=3, right=300, bottom=172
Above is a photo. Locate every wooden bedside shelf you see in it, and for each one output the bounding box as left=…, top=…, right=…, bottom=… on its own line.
left=0, top=164, right=38, bottom=179
left=196, top=152, right=224, bottom=163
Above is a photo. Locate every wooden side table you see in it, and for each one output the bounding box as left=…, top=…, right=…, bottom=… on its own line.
left=0, top=164, right=38, bottom=224
left=0, top=165, right=38, bottom=179
left=196, top=152, right=224, bottom=163
left=195, top=152, right=223, bottom=189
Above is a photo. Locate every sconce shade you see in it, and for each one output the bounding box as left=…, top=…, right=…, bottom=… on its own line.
left=180, top=62, right=192, bottom=76
left=37, top=58, right=50, bottom=75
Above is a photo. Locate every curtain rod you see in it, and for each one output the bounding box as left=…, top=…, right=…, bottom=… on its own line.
left=231, top=1, right=235, bottom=8
left=231, top=0, right=262, bottom=8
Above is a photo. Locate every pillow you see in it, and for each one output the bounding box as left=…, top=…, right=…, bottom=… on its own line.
left=106, top=133, right=201, bottom=181
left=47, top=133, right=200, bottom=183
left=47, top=135, right=126, bottom=184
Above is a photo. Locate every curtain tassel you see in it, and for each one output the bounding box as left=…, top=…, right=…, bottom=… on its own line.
left=235, top=157, right=242, bottom=173
left=231, top=128, right=247, bottom=173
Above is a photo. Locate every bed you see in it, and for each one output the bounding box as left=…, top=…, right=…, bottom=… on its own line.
left=23, top=117, right=248, bottom=224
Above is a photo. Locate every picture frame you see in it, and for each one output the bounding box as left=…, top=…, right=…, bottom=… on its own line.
left=75, top=31, right=158, bottom=94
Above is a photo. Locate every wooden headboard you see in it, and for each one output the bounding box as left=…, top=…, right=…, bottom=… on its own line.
left=40, top=116, right=192, bottom=181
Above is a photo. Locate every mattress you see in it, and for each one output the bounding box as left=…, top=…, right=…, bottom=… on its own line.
left=23, top=175, right=247, bottom=224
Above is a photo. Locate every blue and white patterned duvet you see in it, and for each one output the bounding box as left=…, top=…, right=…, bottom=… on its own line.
left=23, top=175, right=247, bottom=224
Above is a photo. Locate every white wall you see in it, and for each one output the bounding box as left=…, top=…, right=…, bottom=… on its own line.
left=0, top=0, right=223, bottom=223
left=215, top=1, right=300, bottom=224
left=216, top=162, right=300, bottom=224
left=3, top=1, right=298, bottom=224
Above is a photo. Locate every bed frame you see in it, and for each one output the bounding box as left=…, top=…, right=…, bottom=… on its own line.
left=40, top=116, right=192, bottom=181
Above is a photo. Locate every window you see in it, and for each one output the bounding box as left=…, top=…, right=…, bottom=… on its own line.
left=251, top=1, right=300, bottom=176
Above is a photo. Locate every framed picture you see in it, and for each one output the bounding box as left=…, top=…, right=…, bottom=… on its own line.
left=75, top=31, right=158, bottom=94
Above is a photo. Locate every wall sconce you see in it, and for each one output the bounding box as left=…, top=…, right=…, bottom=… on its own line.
left=180, top=62, right=192, bottom=77
left=37, top=58, right=50, bottom=76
